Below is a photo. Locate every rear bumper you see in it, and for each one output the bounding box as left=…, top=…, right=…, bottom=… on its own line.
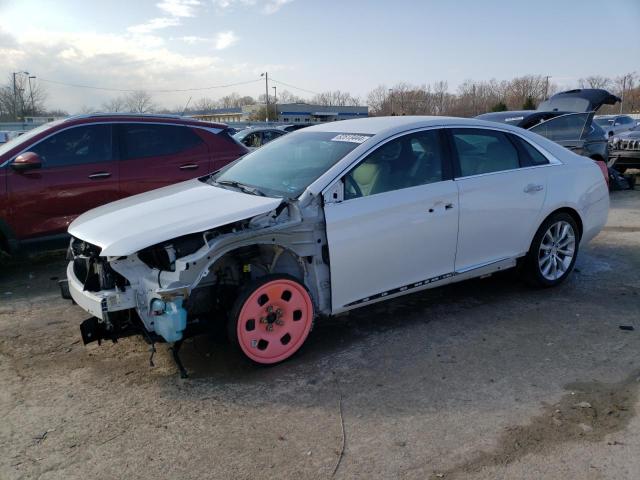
left=66, top=261, right=136, bottom=319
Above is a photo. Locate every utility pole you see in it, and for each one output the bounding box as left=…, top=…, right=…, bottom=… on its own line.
left=544, top=75, right=551, bottom=100
left=272, top=86, right=277, bottom=122
left=12, top=72, right=17, bottom=121
left=261, top=72, right=269, bottom=122
left=12, top=71, right=29, bottom=121
left=620, top=76, right=626, bottom=114
left=28, top=76, right=36, bottom=115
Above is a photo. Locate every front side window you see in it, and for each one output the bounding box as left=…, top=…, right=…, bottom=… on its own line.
left=529, top=113, right=590, bottom=142
left=30, top=124, right=112, bottom=168
left=451, top=129, right=520, bottom=177
left=262, top=130, right=284, bottom=143
left=344, top=130, right=445, bottom=200
left=122, top=124, right=202, bottom=160
left=211, top=131, right=368, bottom=198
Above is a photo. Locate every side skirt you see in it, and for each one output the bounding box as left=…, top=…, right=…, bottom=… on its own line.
left=334, top=257, right=517, bottom=314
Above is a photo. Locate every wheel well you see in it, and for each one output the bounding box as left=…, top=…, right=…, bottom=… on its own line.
left=545, top=207, right=583, bottom=239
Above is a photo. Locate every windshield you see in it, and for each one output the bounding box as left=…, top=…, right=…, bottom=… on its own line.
left=210, top=131, right=370, bottom=198
left=594, top=118, right=614, bottom=127
left=0, top=120, right=66, bottom=158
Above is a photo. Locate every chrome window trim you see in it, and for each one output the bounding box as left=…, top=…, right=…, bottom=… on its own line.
left=0, top=121, right=222, bottom=168
left=319, top=124, right=561, bottom=197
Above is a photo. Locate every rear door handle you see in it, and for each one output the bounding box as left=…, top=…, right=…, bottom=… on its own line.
left=88, top=172, right=111, bottom=179
left=179, top=164, right=199, bottom=170
left=524, top=183, right=544, bottom=193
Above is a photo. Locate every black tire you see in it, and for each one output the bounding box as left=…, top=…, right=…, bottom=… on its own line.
left=522, top=212, right=580, bottom=288
left=227, top=273, right=315, bottom=365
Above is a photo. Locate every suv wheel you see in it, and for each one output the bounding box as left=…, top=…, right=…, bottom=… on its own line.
left=228, top=274, right=314, bottom=364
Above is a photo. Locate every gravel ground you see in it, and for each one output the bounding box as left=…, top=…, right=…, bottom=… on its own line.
left=1, top=189, right=639, bottom=480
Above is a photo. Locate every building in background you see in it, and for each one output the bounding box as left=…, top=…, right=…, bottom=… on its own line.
left=190, top=103, right=368, bottom=125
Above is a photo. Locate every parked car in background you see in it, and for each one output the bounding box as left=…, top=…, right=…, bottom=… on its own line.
left=280, top=124, right=309, bottom=132
left=0, top=131, right=20, bottom=144
left=232, top=127, right=288, bottom=149
left=63, top=117, right=608, bottom=372
left=609, top=124, right=640, bottom=172
left=0, top=114, right=248, bottom=253
left=477, top=89, right=620, bottom=165
left=594, top=115, right=637, bottom=137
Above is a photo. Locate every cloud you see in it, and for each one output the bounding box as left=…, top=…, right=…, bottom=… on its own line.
left=128, top=17, right=181, bottom=34
left=128, top=0, right=202, bottom=34
left=214, top=31, right=238, bottom=50
left=211, top=0, right=293, bottom=14
left=157, top=0, right=202, bottom=17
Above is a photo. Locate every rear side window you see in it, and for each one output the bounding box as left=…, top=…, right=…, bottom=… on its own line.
left=451, top=129, right=520, bottom=177
left=513, top=137, right=549, bottom=166
left=30, top=124, right=112, bottom=168
left=121, top=124, right=203, bottom=160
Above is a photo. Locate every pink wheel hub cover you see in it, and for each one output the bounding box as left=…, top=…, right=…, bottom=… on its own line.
left=237, top=279, right=313, bottom=364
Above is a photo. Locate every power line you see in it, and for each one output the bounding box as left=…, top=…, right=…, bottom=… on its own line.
left=36, top=77, right=262, bottom=93
left=270, top=78, right=319, bottom=96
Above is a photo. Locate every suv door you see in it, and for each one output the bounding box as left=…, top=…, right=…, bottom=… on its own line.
left=7, top=123, right=119, bottom=240
left=118, top=123, right=210, bottom=196
left=323, top=129, right=458, bottom=311
left=449, top=128, right=549, bottom=272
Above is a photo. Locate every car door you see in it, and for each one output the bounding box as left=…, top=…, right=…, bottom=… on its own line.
left=323, top=129, right=459, bottom=311
left=118, top=123, right=210, bottom=196
left=449, top=128, right=548, bottom=272
left=6, top=123, right=119, bottom=240
left=528, top=113, right=592, bottom=156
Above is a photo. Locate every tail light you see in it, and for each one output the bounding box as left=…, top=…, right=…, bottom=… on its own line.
left=594, top=160, right=609, bottom=188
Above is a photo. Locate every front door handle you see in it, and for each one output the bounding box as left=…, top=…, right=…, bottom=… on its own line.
left=88, top=172, right=111, bottom=179
left=524, top=183, right=544, bottom=193
left=179, top=164, right=199, bottom=170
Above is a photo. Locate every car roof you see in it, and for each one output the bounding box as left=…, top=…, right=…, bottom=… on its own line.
left=62, top=113, right=228, bottom=130
left=303, top=115, right=533, bottom=136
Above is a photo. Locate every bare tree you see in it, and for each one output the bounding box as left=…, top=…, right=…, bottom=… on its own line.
left=277, top=89, right=305, bottom=104
left=192, top=97, right=218, bottom=112
left=101, top=96, right=128, bottom=113
left=578, top=75, right=611, bottom=89
left=0, top=74, right=48, bottom=120
left=311, top=90, right=360, bottom=107
left=125, top=90, right=156, bottom=113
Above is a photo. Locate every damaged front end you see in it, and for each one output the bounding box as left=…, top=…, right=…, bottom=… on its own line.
left=63, top=198, right=331, bottom=374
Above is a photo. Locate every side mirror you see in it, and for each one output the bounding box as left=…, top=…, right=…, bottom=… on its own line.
left=11, top=152, right=42, bottom=172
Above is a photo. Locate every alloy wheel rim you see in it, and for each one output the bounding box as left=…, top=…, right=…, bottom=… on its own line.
left=538, top=220, right=576, bottom=281
left=237, top=279, right=313, bottom=364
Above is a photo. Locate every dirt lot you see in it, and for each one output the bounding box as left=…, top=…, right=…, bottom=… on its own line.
left=1, top=189, right=639, bottom=480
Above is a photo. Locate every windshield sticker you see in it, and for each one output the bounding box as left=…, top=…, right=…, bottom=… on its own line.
left=331, top=134, right=371, bottom=144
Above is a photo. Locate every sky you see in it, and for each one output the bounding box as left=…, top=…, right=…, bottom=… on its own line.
left=0, top=0, right=638, bottom=113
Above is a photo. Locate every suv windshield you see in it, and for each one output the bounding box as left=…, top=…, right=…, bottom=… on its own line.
left=0, top=120, right=66, bottom=159
left=209, top=131, right=369, bottom=198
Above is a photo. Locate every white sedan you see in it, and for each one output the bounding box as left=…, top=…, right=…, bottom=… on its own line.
left=64, top=117, right=609, bottom=373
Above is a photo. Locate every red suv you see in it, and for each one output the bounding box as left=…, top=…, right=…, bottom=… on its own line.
left=0, top=114, right=248, bottom=253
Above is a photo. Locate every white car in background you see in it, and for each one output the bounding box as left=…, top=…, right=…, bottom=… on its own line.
left=594, top=115, right=637, bottom=137
left=63, top=116, right=609, bottom=375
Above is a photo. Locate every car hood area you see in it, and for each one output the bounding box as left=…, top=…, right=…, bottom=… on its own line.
left=68, top=178, right=283, bottom=257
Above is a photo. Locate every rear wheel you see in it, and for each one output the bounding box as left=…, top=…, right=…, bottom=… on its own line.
left=228, top=274, right=314, bottom=364
left=523, top=213, right=579, bottom=288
